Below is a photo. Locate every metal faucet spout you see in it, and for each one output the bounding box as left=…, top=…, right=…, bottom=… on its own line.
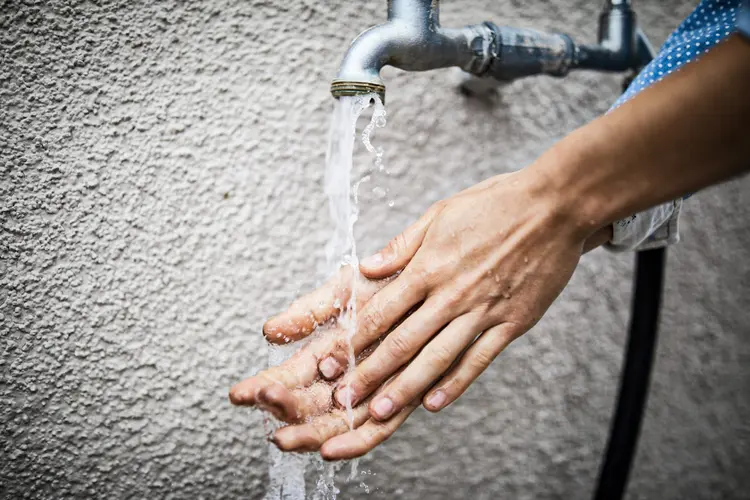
left=331, top=0, right=492, bottom=103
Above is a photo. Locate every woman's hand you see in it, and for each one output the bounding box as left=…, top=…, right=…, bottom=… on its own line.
left=317, top=170, right=609, bottom=420
left=229, top=266, right=424, bottom=459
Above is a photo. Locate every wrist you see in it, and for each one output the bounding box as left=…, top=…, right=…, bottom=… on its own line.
left=521, top=129, right=614, bottom=243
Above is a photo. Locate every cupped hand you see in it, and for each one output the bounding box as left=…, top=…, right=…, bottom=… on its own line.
left=229, top=265, right=423, bottom=459
left=316, top=170, right=610, bottom=421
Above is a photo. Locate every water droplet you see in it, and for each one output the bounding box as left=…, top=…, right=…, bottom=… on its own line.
left=388, top=200, right=395, bottom=207
left=372, top=186, right=387, bottom=198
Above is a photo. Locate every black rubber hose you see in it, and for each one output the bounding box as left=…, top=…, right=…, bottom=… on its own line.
left=594, top=247, right=666, bottom=500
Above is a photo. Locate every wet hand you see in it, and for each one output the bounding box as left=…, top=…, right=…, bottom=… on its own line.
left=318, top=171, right=604, bottom=420
left=267, top=369, right=425, bottom=460
left=229, top=267, right=384, bottom=428
left=229, top=266, right=422, bottom=459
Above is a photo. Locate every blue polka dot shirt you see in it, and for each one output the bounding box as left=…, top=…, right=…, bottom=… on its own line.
left=607, top=0, right=750, bottom=251
left=613, top=0, right=748, bottom=109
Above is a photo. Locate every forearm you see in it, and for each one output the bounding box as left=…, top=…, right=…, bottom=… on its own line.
left=534, top=34, right=750, bottom=238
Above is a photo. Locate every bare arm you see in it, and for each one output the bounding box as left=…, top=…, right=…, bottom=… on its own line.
left=539, top=34, right=750, bottom=239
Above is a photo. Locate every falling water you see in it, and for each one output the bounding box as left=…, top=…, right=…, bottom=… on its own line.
left=265, top=93, right=386, bottom=500
left=325, top=94, right=386, bottom=489
left=325, top=93, right=387, bottom=428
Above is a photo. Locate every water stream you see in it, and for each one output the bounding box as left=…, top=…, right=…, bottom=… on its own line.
left=325, top=94, right=386, bottom=429
left=265, top=93, right=386, bottom=500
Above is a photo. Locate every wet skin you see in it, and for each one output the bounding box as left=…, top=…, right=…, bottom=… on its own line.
left=229, top=267, right=422, bottom=460
left=229, top=178, right=612, bottom=460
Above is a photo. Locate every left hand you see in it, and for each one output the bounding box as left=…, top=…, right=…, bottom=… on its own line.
left=230, top=266, right=424, bottom=460
left=319, top=170, right=608, bottom=420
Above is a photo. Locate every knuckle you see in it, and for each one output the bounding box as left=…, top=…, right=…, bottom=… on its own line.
left=360, top=305, right=386, bottom=337
left=436, top=281, right=473, bottom=312
left=330, top=338, right=350, bottom=361
left=332, top=414, right=352, bottom=436
left=354, top=367, right=377, bottom=392
left=443, top=375, right=466, bottom=395
left=385, top=331, right=415, bottom=362
left=387, top=233, right=407, bottom=256
left=504, top=322, right=527, bottom=341
left=406, top=264, right=433, bottom=288
left=364, top=420, right=392, bottom=446
left=468, top=347, right=495, bottom=372
left=307, top=424, right=325, bottom=445
left=387, top=386, right=409, bottom=406
left=439, top=286, right=465, bottom=309
left=428, top=343, right=455, bottom=368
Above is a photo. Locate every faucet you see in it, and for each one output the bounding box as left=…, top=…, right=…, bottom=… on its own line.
left=330, top=0, right=655, bottom=103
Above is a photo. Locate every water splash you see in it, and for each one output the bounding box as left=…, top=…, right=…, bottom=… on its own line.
left=266, top=94, right=386, bottom=500
left=265, top=343, right=310, bottom=500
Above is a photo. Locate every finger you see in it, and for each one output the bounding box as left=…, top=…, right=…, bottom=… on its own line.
left=367, top=313, right=483, bottom=420
left=319, top=399, right=422, bottom=461
left=318, top=271, right=427, bottom=380
left=272, top=367, right=406, bottom=453
left=263, top=266, right=354, bottom=344
left=229, top=332, right=339, bottom=405
left=359, top=202, right=443, bottom=278
left=272, top=402, right=371, bottom=452
left=422, top=322, right=520, bottom=412
left=257, top=381, right=333, bottom=423
left=331, top=295, right=456, bottom=409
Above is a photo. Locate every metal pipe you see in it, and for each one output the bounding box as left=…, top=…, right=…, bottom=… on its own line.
left=331, top=0, right=648, bottom=102
left=331, top=0, right=494, bottom=102
left=575, top=0, right=638, bottom=71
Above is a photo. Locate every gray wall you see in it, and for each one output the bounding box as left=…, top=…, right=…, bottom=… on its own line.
left=2, top=1, right=748, bottom=499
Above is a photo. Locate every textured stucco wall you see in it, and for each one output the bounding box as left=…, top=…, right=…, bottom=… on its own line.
left=2, top=0, right=748, bottom=498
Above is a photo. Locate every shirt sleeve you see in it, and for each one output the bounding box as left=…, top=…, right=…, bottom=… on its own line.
left=607, top=199, right=683, bottom=252
left=606, top=0, right=744, bottom=252
left=738, top=0, right=750, bottom=39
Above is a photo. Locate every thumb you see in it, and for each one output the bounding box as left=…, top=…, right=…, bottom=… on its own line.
left=359, top=202, right=442, bottom=278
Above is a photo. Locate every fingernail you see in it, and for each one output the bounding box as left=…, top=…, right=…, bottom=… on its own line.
left=360, top=252, right=385, bottom=268
left=335, top=386, right=356, bottom=407
left=319, top=357, right=342, bottom=379
left=372, top=397, right=394, bottom=419
left=426, top=390, right=447, bottom=410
